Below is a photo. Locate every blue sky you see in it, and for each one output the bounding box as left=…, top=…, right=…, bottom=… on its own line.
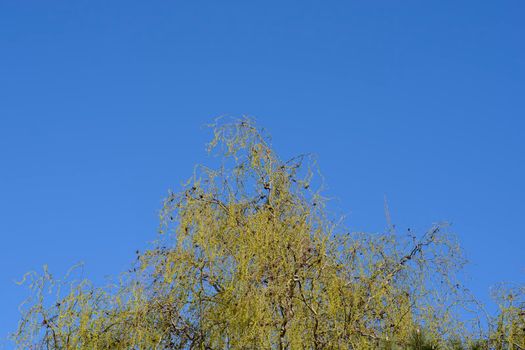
left=1, top=1, right=524, bottom=346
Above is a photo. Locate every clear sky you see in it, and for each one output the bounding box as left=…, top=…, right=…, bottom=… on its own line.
left=1, top=1, right=524, bottom=347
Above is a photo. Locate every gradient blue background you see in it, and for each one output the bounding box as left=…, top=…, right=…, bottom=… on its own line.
left=1, top=1, right=524, bottom=347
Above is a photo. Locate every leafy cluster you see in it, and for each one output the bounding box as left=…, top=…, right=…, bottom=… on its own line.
left=14, top=119, right=524, bottom=349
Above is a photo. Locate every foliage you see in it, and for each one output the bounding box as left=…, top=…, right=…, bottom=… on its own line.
left=489, top=284, right=525, bottom=350
left=14, top=119, right=524, bottom=349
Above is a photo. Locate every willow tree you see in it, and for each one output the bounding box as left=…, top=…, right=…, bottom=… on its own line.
left=15, top=119, right=484, bottom=349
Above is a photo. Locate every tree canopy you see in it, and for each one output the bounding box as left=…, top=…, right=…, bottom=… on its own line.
left=14, top=119, right=524, bottom=349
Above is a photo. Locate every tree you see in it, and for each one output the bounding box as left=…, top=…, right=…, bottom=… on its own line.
left=13, top=119, right=522, bottom=349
